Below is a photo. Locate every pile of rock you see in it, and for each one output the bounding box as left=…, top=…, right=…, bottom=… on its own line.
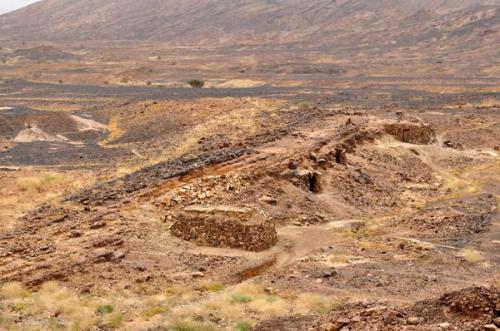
left=162, top=175, right=244, bottom=206
left=443, top=140, right=464, bottom=150
left=406, top=194, right=496, bottom=239
left=170, top=205, right=278, bottom=252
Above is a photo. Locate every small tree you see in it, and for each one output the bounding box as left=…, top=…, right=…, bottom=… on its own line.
left=188, top=80, right=205, bottom=88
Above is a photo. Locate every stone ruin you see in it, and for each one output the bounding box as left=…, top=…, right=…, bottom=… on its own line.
left=170, top=205, right=278, bottom=252
left=384, top=122, right=436, bottom=144
left=281, top=169, right=322, bottom=193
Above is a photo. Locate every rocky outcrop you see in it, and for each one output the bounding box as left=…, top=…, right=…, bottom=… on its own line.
left=255, top=286, right=500, bottom=331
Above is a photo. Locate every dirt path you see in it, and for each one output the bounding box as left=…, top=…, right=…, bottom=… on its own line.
left=437, top=120, right=500, bottom=146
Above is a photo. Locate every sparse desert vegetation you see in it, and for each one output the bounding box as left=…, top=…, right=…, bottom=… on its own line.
left=477, top=98, right=500, bottom=109
left=0, top=281, right=342, bottom=330
left=296, top=101, right=313, bottom=111
left=0, top=170, right=94, bottom=231
left=15, top=172, right=64, bottom=193
left=459, top=248, right=486, bottom=264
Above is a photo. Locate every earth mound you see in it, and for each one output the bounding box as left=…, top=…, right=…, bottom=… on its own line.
left=11, top=46, right=77, bottom=62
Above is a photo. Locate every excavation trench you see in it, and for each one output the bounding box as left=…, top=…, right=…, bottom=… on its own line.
left=232, top=256, right=278, bottom=283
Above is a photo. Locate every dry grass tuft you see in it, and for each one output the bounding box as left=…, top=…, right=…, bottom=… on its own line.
left=100, top=115, right=124, bottom=145
left=198, top=281, right=225, bottom=293
left=168, top=319, right=218, bottom=331
left=1, top=282, right=31, bottom=299
left=0, top=170, right=92, bottom=231
left=36, top=281, right=98, bottom=330
left=248, top=296, right=289, bottom=318
left=0, top=280, right=343, bottom=330
left=296, top=101, right=313, bottom=111
left=235, top=320, right=253, bottom=331
left=295, top=293, right=341, bottom=315
left=142, top=306, right=168, bottom=320
left=16, top=172, right=65, bottom=193
left=458, top=248, right=485, bottom=264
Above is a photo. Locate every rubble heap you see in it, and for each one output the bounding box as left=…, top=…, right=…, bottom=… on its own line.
left=255, top=286, right=500, bottom=331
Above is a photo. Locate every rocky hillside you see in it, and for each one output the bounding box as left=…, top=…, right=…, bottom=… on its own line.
left=0, top=0, right=498, bottom=48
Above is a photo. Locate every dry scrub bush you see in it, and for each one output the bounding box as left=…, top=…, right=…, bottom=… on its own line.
left=36, top=282, right=98, bottom=330
left=188, top=80, right=205, bottom=88
left=248, top=296, right=289, bottom=318
left=16, top=172, right=64, bottom=193
left=168, top=319, right=217, bottom=331
left=295, top=293, right=342, bottom=315
left=459, top=248, right=485, bottom=264
left=235, top=320, right=253, bottom=331
left=296, top=101, right=313, bottom=111
left=1, top=280, right=342, bottom=330
left=0, top=282, right=124, bottom=330
left=1, top=282, right=31, bottom=299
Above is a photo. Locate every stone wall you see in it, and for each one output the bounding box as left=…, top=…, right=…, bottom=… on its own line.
left=384, top=122, right=436, bottom=144
left=170, top=206, right=278, bottom=252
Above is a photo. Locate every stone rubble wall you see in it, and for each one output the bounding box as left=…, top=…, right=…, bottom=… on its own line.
left=170, top=214, right=278, bottom=252
left=384, top=122, right=436, bottom=144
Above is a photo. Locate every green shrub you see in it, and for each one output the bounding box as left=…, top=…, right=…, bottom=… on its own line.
left=188, top=80, right=205, bottom=88
left=265, top=295, right=279, bottom=303
left=230, top=293, right=252, bottom=304
left=96, top=304, right=113, bottom=314
left=235, top=321, right=252, bottom=331
left=169, top=320, right=217, bottom=331
left=200, top=282, right=224, bottom=293
left=142, top=306, right=167, bottom=320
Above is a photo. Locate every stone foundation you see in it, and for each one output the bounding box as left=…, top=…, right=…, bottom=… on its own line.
left=384, top=122, right=436, bottom=144
left=170, top=205, right=278, bottom=252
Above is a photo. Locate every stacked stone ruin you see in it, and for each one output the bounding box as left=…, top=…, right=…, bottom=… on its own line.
left=384, top=122, right=436, bottom=144
left=170, top=205, right=278, bottom=252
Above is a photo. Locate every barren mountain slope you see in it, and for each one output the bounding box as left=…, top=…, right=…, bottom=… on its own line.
left=0, top=0, right=498, bottom=49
